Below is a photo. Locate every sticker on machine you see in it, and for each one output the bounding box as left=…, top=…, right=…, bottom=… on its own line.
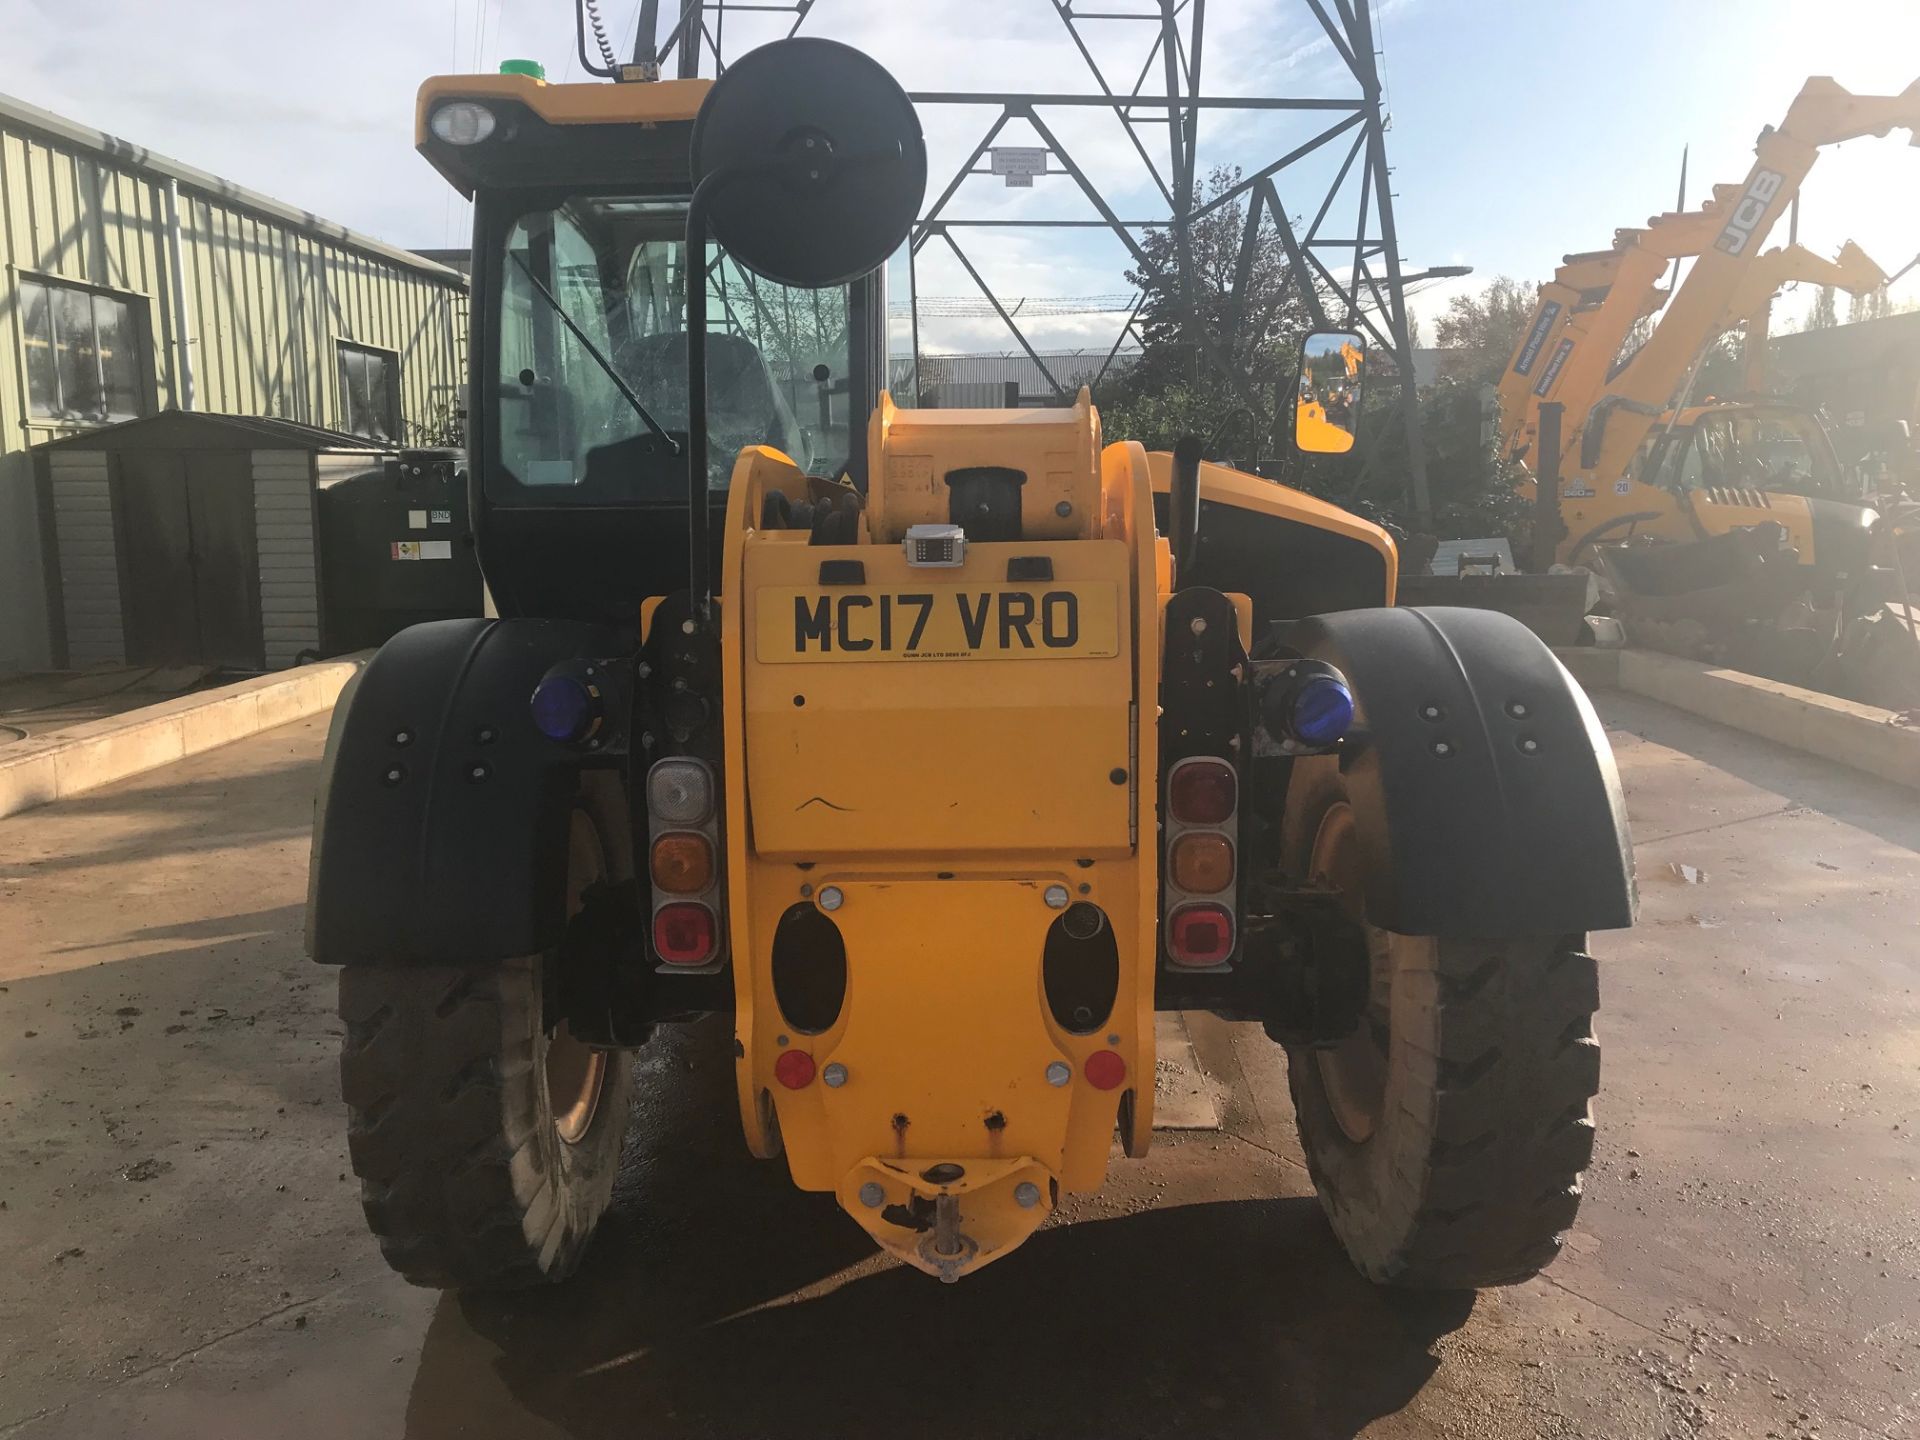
left=392, top=540, right=454, bottom=561
left=755, top=583, right=1120, bottom=662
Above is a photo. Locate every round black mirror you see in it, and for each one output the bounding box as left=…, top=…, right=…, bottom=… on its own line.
left=691, top=37, right=927, bottom=288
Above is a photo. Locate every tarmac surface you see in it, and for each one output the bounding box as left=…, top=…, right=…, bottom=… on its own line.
left=1, top=692, right=1916, bottom=1439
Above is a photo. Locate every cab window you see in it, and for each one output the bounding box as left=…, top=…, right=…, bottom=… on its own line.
left=493, top=195, right=852, bottom=503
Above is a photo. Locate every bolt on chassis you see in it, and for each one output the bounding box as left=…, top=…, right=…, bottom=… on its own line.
left=307, top=37, right=1635, bottom=1288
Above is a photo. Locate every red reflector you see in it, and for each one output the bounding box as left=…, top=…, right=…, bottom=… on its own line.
left=1168, top=903, right=1234, bottom=966
left=1169, top=760, right=1236, bottom=825
left=653, top=902, right=716, bottom=965
left=1084, top=1049, right=1126, bottom=1091
left=774, top=1049, right=816, bottom=1089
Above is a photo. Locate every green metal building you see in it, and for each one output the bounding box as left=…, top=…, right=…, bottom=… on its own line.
left=0, top=91, right=467, bottom=674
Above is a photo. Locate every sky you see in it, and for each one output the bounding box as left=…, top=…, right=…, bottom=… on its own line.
left=5, top=0, right=1918, bottom=356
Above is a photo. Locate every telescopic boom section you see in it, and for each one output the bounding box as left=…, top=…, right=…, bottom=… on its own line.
left=1497, top=186, right=1738, bottom=467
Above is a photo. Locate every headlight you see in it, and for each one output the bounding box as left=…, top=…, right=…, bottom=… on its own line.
left=429, top=101, right=497, bottom=146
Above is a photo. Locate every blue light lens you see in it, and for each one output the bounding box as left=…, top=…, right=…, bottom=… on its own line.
left=530, top=675, right=594, bottom=743
left=1290, top=674, right=1354, bottom=747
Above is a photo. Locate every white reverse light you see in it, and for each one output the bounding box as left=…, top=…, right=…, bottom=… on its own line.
left=647, top=760, right=714, bottom=825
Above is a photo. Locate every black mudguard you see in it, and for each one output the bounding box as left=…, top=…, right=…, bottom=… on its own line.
left=306, top=617, right=626, bottom=966
left=1275, top=606, right=1635, bottom=937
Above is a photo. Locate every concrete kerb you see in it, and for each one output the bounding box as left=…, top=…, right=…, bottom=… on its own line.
left=0, top=655, right=367, bottom=821
left=1557, top=645, right=1920, bottom=791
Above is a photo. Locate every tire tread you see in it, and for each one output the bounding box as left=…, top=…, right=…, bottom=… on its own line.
left=337, top=963, right=629, bottom=1291
left=1290, top=937, right=1602, bottom=1289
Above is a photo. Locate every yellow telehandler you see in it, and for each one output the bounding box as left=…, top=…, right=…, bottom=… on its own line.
left=1500, top=75, right=1920, bottom=501
left=1483, top=76, right=1920, bottom=698
left=307, top=34, right=1633, bottom=1288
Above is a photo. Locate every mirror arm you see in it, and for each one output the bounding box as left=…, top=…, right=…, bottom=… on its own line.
left=685, top=170, right=724, bottom=628
left=685, top=145, right=907, bottom=626
left=685, top=163, right=784, bottom=625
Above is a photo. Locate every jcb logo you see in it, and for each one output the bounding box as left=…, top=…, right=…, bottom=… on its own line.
left=1713, top=168, right=1786, bottom=257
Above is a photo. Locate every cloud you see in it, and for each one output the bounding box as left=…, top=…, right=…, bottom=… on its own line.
left=0, top=0, right=1430, bottom=349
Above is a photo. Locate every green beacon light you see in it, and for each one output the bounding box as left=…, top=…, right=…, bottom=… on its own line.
left=499, top=59, right=546, bottom=80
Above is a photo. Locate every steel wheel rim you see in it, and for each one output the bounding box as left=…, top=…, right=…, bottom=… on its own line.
left=547, top=807, right=608, bottom=1146
left=1308, top=802, right=1391, bottom=1145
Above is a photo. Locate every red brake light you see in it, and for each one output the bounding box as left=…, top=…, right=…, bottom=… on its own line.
left=1169, top=760, right=1236, bottom=825
left=1083, top=1049, right=1126, bottom=1091
left=653, top=902, right=716, bottom=965
left=774, top=1049, right=816, bottom=1089
left=1168, top=903, right=1234, bottom=966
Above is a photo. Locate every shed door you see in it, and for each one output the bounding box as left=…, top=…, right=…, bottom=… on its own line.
left=117, top=450, right=262, bottom=669
left=118, top=454, right=197, bottom=665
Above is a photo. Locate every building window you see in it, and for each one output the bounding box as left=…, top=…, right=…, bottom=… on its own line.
left=20, top=277, right=146, bottom=424
left=337, top=342, right=400, bottom=440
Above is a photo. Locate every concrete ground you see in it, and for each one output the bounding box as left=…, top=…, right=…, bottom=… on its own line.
left=0, top=694, right=1915, bottom=1439
left=0, top=667, right=220, bottom=745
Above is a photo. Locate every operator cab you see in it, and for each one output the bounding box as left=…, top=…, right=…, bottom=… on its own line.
left=1639, top=402, right=1850, bottom=501
left=418, top=73, right=887, bottom=626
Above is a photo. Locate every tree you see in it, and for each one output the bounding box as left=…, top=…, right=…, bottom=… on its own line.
left=1100, top=166, right=1324, bottom=456
left=1432, top=276, right=1534, bottom=387
left=1848, top=285, right=1891, bottom=324
left=1097, top=191, right=1535, bottom=544
left=1807, top=285, right=1838, bottom=330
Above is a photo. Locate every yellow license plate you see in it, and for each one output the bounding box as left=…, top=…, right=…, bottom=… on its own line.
left=755, top=584, right=1119, bottom=663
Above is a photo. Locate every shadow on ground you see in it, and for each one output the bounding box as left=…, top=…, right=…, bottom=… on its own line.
left=404, top=1023, right=1473, bottom=1440
left=0, top=749, right=316, bottom=879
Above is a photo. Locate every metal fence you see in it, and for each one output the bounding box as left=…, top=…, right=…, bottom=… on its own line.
left=889, top=349, right=1141, bottom=408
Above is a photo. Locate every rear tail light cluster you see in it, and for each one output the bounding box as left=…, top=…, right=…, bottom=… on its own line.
left=1164, top=757, right=1238, bottom=968
left=645, top=759, right=725, bottom=969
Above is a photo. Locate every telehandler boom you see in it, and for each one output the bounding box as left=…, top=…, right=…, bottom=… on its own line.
left=1502, top=76, right=1920, bottom=487
left=1499, top=187, right=1739, bottom=471
left=1568, top=76, right=1920, bottom=505
left=1731, top=241, right=1887, bottom=393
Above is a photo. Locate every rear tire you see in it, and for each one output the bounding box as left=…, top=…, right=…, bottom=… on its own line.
left=337, top=788, right=635, bottom=1290
left=1281, top=758, right=1601, bottom=1289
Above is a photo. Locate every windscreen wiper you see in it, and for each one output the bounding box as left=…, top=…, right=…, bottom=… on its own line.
left=508, top=251, right=682, bottom=456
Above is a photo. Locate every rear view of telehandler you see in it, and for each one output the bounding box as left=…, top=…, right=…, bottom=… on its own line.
left=306, top=29, right=1634, bottom=1290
